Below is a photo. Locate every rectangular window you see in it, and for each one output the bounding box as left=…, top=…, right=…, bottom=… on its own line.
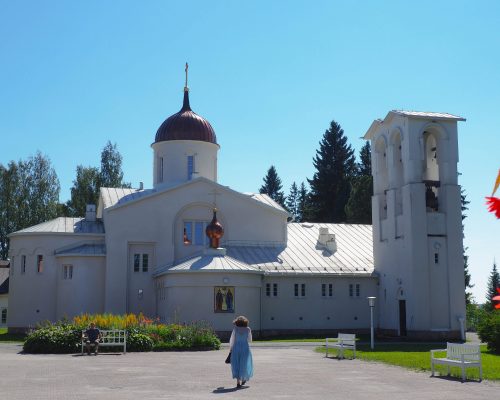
left=183, top=222, right=192, bottom=245
left=187, top=155, right=194, bottom=180
left=356, top=284, right=360, bottom=297
left=1, top=309, right=6, bottom=324
left=194, top=222, right=204, bottom=246
left=142, top=254, right=149, bottom=272
left=329, top=283, right=333, bottom=297
left=294, top=284, right=306, bottom=297
left=266, top=283, right=271, bottom=297
left=158, top=157, right=164, bottom=183
left=21, top=255, right=26, bottom=274
left=434, top=253, right=439, bottom=264
left=63, top=265, right=73, bottom=280
left=37, top=255, right=43, bottom=273
left=349, top=284, right=353, bottom=297
left=322, top=283, right=326, bottom=297
left=134, top=254, right=140, bottom=272
left=273, top=283, right=278, bottom=297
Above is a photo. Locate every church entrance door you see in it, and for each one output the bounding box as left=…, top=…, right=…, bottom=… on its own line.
left=398, top=300, right=407, bottom=336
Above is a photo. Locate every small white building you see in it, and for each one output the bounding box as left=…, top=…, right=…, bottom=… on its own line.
left=7, top=77, right=466, bottom=339
left=0, top=260, right=9, bottom=328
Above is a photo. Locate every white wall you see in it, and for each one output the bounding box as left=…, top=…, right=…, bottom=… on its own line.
left=157, top=272, right=262, bottom=331
left=152, top=140, right=219, bottom=188
left=103, top=179, right=287, bottom=315
left=261, top=275, right=378, bottom=331
left=7, top=233, right=104, bottom=329
left=56, top=255, right=105, bottom=320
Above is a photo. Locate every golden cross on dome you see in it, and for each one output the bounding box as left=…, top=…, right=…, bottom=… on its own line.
left=184, top=62, right=189, bottom=89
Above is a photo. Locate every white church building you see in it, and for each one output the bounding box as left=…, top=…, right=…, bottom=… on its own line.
left=7, top=75, right=466, bottom=339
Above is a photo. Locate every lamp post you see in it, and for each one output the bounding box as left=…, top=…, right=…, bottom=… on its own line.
left=367, top=296, right=376, bottom=350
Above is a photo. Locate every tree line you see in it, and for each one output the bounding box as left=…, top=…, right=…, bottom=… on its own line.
left=259, top=119, right=372, bottom=224
left=0, top=141, right=129, bottom=259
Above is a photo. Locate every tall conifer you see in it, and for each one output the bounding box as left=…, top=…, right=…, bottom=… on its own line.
left=286, top=182, right=299, bottom=220
left=307, top=120, right=356, bottom=222
left=486, top=261, right=500, bottom=310
left=259, top=165, right=286, bottom=207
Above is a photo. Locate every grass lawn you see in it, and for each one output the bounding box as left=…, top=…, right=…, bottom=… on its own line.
left=318, top=343, right=500, bottom=381
left=0, top=327, right=25, bottom=343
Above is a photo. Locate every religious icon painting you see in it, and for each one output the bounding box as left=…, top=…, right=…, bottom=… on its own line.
left=214, top=286, right=235, bottom=313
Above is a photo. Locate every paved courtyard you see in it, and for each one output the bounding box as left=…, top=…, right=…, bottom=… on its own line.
left=0, top=342, right=498, bottom=400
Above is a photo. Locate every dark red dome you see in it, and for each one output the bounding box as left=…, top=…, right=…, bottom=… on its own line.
left=155, top=90, right=217, bottom=144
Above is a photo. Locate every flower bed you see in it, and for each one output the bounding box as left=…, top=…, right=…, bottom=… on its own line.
left=23, top=313, right=220, bottom=354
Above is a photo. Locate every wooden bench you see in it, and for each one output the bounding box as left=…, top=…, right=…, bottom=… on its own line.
left=81, top=329, right=127, bottom=354
left=431, top=342, right=482, bottom=381
left=325, top=333, right=356, bottom=359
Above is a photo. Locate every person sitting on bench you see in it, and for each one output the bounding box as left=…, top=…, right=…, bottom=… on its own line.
left=83, top=322, right=102, bottom=355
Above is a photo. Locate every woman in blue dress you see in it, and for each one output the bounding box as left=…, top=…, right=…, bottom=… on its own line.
left=229, top=315, right=253, bottom=388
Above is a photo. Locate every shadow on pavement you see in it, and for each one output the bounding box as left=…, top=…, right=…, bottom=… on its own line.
left=213, top=386, right=249, bottom=393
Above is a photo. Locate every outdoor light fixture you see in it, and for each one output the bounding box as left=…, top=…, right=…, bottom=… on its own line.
left=367, top=296, right=376, bottom=350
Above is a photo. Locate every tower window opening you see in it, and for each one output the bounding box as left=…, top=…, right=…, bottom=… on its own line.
left=37, top=255, right=43, bottom=273
left=434, top=253, right=439, bottom=264
left=158, top=157, right=164, bottom=183
left=187, top=155, right=195, bottom=180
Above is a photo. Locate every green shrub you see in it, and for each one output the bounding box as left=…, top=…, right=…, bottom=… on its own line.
left=23, top=325, right=80, bottom=354
left=127, top=331, right=154, bottom=352
left=478, top=311, right=500, bottom=354
left=22, top=314, right=220, bottom=353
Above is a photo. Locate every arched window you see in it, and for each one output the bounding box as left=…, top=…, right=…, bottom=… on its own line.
left=390, top=131, right=404, bottom=215
left=423, top=131, right=440, bottom=212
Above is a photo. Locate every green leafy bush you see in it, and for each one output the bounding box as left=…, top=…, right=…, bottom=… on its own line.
left=127, top=331, right=154, bottom=352
left=23, top=314, right=220, bottom=353
left=478, top=312, right=500, bottom=354
left=23, top=325, right=80, bottom=354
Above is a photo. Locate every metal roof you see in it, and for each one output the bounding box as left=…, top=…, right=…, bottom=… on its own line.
left=157, top=223, right=374, bottom=276
left=55, top=242, right=106, bottom=257
left=155, top=90, right=217, bottom=145
left=100, top=187, right=150, bottom=209
left=100, top=184, right=287, bottom=214
left=391, top=110, right=465, bottom=121
left=10, top=217, right=104, bottom=236
left=226, top=223, right=373, bottom=275
left=364, top=110, right=466, bottom=139
left=243, top=193, right=288, bottom=213
left=161, top=253, right=259, bottom=274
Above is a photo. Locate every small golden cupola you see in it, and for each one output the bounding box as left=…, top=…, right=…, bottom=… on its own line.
left=205, top=208, right=224, bottom=248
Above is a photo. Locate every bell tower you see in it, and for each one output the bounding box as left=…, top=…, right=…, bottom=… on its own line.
left=364, top=111, right=466, bottom=340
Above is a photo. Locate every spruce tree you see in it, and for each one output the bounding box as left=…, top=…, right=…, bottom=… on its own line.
left=286, top=182, right=299, bottom=220
left=307, top=120, right=356, bottom=222
left=486, top=261, right=500, bottom=310
left=345, top=175, right=372, bottom=224
left=345, top=142, right=373, bottom=224
left=297, top=182, right=310, bottom=222
left=259, top=165, right=286, bottom=207
left=358, top=141, right=372, bottom=176
left=461, top=189, right=473, bottom=304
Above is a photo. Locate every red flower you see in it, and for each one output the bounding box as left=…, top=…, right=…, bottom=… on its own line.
left=486, top=197, right=500, bottom=219
left=493, top=288, right=500, bottom=310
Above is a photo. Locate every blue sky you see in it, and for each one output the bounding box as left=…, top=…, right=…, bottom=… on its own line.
left=1, top=0, right=499, bottom=302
